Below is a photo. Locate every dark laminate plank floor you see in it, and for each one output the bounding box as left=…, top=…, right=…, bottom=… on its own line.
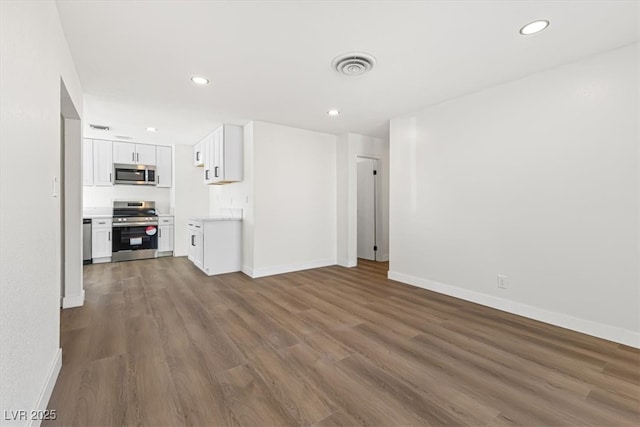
left=45, top=257, right=640, bottom=426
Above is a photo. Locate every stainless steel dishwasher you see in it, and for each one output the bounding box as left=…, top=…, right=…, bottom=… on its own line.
left=83, top=218, right=92, bottom=264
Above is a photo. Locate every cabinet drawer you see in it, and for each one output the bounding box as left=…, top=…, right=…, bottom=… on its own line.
left=92, top=218, right=112, bottom=228
left=159, top=216, right=174, bottom=225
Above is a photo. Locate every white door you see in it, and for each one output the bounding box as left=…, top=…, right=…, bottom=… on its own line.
left=357, top=158, right=376, bottom=261
left=93, top=140, right=113, bottom=186
left=82, top=138, right=93, bottom=186
left=136, top=144, right=156, bottom=165
left=156, top=146, right=172, bottom=188
left=113, top=141, right=136, bottom=164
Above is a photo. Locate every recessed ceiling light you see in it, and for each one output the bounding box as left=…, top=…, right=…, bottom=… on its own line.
left=328, top=109, right=340, bottom=116
left=520, top=20, right=549, bottom=35
left=146, top=127, right=157, bottom=132
left=191, top=76, right=210, bottom=85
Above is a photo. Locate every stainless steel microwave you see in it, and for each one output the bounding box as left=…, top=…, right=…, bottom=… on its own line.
left=113, top=163, right=156, bottom=185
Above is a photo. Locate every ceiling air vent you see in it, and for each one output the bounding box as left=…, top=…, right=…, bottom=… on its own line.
left=332, top=52, right=376, bottom=76
left=89, top=124, right=110, bottom=131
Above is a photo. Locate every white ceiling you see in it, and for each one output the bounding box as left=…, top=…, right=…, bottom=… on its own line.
left=56, top=0, right=639, bottom=145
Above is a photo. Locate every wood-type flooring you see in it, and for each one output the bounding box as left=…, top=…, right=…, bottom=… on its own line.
left=45, top=257, right=640, bottom=426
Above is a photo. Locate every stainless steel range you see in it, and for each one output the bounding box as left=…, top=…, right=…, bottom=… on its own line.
left=112, top=201, right=158, bottom=262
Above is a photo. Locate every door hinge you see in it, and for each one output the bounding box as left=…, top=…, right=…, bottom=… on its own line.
left=373, top=170, right=377, bottom=175
left=373, top=245, right=378, bottom=251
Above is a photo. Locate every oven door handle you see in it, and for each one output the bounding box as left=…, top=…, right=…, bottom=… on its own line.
left=112, top=222, right=158, bottom=228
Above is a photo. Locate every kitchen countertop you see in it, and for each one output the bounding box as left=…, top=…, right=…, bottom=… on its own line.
left=188, top=216, right=242, bottom=222
left=83, top=213, right=113, bottom=219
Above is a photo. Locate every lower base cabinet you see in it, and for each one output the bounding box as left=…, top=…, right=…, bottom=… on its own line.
left=187, top=218, right=241, bottom=275
left=91, top=218, right=112, bottom=263
left=158, top=216, right=174, bottom=257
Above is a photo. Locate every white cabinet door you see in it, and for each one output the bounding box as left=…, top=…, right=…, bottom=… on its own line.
left=193, top=141, right=204, bottom=167
left=93, top=140, right=113, bottom=186
left=92, top=227, right=112, bottom=258
left=158, top=225, right=174, bottom=252
left=194, top=229, right=204, bottom=269
left=206, top=124, right=242, bottom=185
left=203, top=134, right=215, bottom=184
left=113, top=142, right=156, bottom=165
left=187, top=222, right=196, bottom=261
left=212, top=127, right=224, bottom=183
left=136, top=144, right=156, bottom=165
left=83, top=138, right=93, bottom=186
left=156, top=146, right=172, bottom=188
left=113, top=141, right=136, bottom=164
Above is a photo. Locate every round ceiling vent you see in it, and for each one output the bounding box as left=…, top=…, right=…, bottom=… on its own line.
left=332, top=52, right=376, bottom=76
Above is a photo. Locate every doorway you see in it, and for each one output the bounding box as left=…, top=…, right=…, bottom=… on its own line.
left=356, top=157, right=378, bottom=261
left=59, top=79, right=84, bottom=308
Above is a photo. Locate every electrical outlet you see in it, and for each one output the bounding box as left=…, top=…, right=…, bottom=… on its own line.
left=497, top=274, right=508, bottom=289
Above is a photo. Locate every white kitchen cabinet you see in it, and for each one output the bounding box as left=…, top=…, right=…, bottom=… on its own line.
left=187, top=220, right=204, bottom=268
left=83, top=138, right=93, bottom=186
left=91, top=218, right=112, bottom=262
left=158, top=216, right=174, bottom=256
left=203, top=124, right=243, bottom=185
left=113, top=141, right=156, bottom=165
left=193, top=141, right=204, bottom=167
left=187, top=218, right=241, bottom=275
left=156, top=145, right=172, bottom=188
left=202, top=133, right=214, bottom=184
left=93, top=139, right=113, bottom=186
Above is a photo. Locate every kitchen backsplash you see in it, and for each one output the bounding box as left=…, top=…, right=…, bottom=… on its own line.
left=83, top=185, right=172, bottom=213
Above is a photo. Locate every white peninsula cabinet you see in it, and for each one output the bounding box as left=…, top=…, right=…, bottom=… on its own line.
left=187, top=217, right=241, bottom=275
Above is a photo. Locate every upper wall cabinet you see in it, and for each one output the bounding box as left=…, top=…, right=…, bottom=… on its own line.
left=93, top=139, right=113, bottom=186
left=156, top=145, right=172, bottom=188
left=83, top=138, right=93, bottom=186
left=113, top=141, right=156, bottom=165
left=203, top=124, right=243, bottom=185
left=193, top=141, right=204, bottom=167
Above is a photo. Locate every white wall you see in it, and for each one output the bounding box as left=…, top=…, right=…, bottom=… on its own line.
left=389, top=44, right=639, bottom=347
left=336, top=133, right=390, bottom=266
left=1, top=0, right=84, bottom=422
left=83, top=185, right=172, bottom=213
left=250, top=121, right=337, bottom=277
left=174, top=145, right=210, bottom=256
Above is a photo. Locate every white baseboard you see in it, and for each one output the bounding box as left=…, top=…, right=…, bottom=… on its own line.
left=92, top=257, right=111, bottom=264
left=241, top=265, right=254, bottom=278
left=62, top=290, right=85, bottom=309
left=28, top=348, right=62, bottom=427
left=251, top=258, right=336, bottom=278
left=377, top=254, right=389, bottom=262
left=388, top=271, right=640, bottom=349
